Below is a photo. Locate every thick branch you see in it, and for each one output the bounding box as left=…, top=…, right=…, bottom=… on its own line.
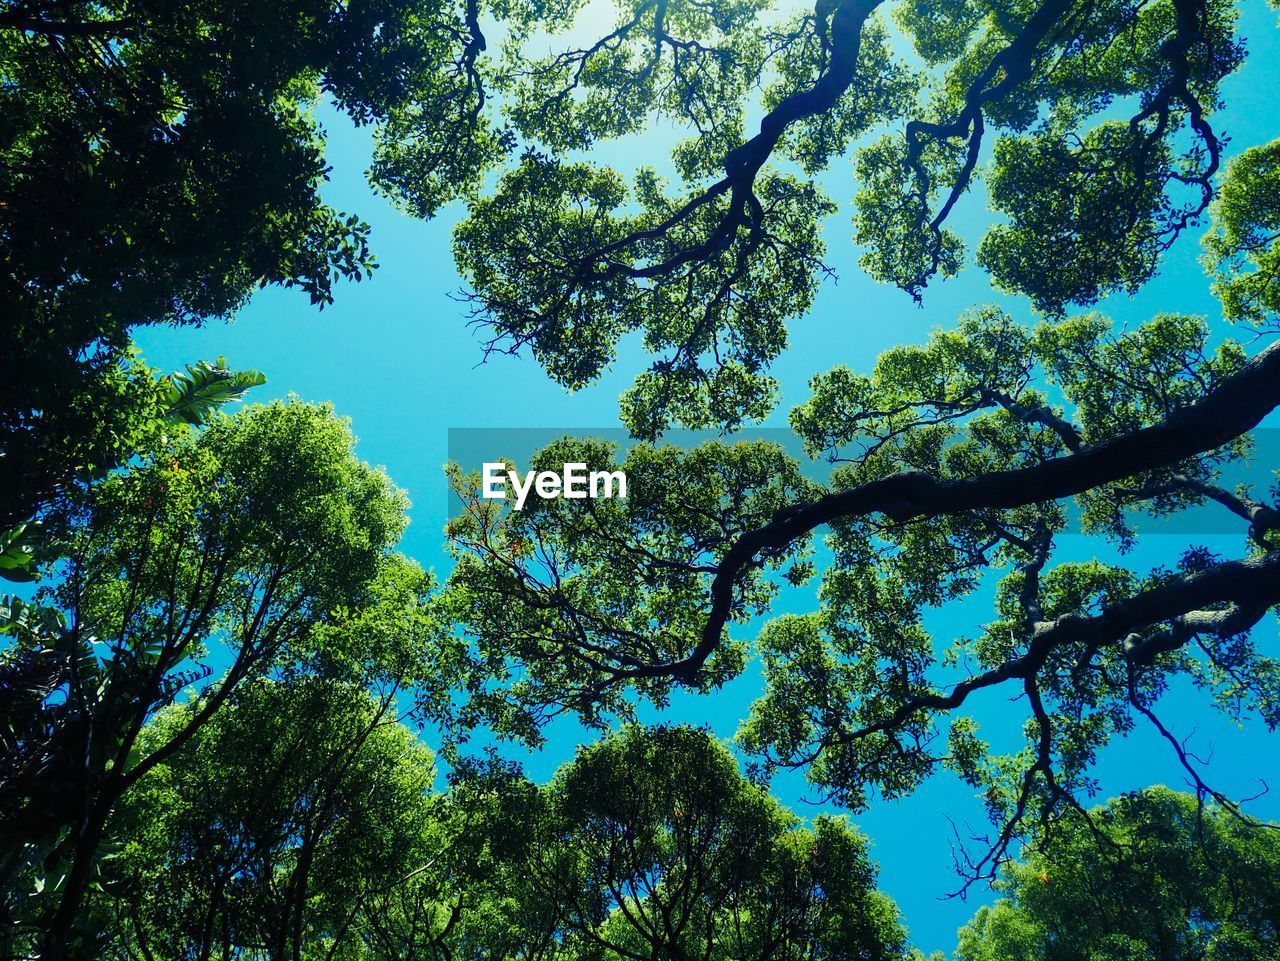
left=902, top=0, right=1074, bottom=291
left=681, top=338, right=1280, bottom=680
left=979, top=387, right=1084, bottom=452
left=574, top=0, right=885, bottom=284
left=1130, top=0, right=1223, bottom=240
left=1119, top=473, right=1279, bottom=544
left=837, top=548, right=1280, bottom=746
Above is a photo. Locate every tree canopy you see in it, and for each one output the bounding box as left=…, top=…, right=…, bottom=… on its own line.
left=499, top=723, right=906, bottom=961
left=438, top=139, right=1280, bottom=878
left=90, top=676, right=439, bottom=961
left=0, top=399, right=428, bottom=958
left=366, top=0, right=1253, bottom=436
left=954, top=787, right=1280, bottom=961
left=10, top=0, right=1248, bottom=464
left=0, top=0, right=455, bottom=529
left=68, top=717, right=907, bottom=961
left=5, top=0, right=1280, bottom=956
left=364, top=0, right=1280, bottom=878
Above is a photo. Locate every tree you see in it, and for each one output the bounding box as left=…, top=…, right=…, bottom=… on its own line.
left=366, top=0, right=1247, bottom=437
left=85, top=676, right=439, bottom=961
left=1202, top=138, right=1280, bottom=328
left=75, top=716, right=904, bottom=961
left=9, top=0, right=1280, bottom=943
left=0, top=0, right=482, bottom=528
left=399, top=12, right=1280, bottom=855
left=320, top=0, right=1280, bottom=883
left=430, top=724, right=908, bottom=961
left=0, top=399, right=426, bottom=959
left=437, top=132, right=1280, bottom=884
left=0, top=355, right=266, bottom=585
left=953, top=787, right=1280, bottom=961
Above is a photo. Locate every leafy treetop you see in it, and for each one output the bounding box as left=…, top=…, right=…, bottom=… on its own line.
left=0, top=0, right=481, bottom=527
left=74, top=714, right=908, bottom=961
left=954, top=787, right=1280, bottom=961
left=370, top=0, right=1248, bottom=436
left=440, top=282, right=1280, bottom=882
left=0, top=399, right=430, bottom=959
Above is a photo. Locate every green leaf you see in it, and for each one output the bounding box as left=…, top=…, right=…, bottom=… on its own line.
left=0, top=524, right=39, bottom=582
left=165, top=357, right=267, bottom=426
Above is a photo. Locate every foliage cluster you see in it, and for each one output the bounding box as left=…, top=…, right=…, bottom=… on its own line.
left=5, top=0, right=1280, bottom=958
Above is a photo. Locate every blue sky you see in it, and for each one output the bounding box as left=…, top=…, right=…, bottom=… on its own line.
left=135, top=3, right=1280, bottom=952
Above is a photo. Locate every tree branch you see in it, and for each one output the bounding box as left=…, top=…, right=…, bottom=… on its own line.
left=682, top=337, right=1280, bottom=680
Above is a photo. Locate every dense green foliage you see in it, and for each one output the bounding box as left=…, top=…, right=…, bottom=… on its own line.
left=0, top=0, right=445, bottom=528
left=370, top=0, right=1250, bottom=435
left=1203, top=138, right=1280, bottom=327
left=0, top=400, right=424, bottom=957
left=439, top=119, right=1280, bottom=883
left=71, top=717, right=907, bottom=961
left=436, top=439, right=821, bottom=736
left=0, top=355, right=266, bottom=584
left=6, top=0, right=1280, bottom=957
left=94, top=678, right=439, bottom=960
left=954, top=788, right=1280, bottom=961
left=7, top=0, right=1256, bottom=496
left=502, top=724, right=906, bottom=961
left=442, top=306, right=1280, bottom=859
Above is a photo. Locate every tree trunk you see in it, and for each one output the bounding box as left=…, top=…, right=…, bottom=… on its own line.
left=40, top=793, right=113, bottom=961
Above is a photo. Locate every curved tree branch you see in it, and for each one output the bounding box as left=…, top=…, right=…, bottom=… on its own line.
left=560, top=0, right=887, bottom=288
left=682, top=337, right=1280, bottom=680
left=901, top=0, right=1076, bottom=293
left=832, top=549, right=1280, bottom=746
